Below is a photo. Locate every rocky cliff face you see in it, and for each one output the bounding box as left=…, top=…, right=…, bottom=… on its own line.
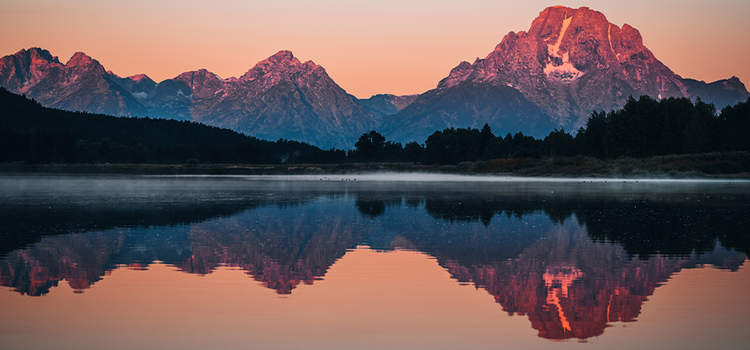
left=0, top=48, right=148, bottom=117
left=0, top=49, right=376, bottom=149
left=1, top=7, right=747, bottom=148
left=381, top=6, right=748, bottom=144
left=357, top=93, right=418, bottom=119
left=0, top=48, right=61, bottom=92
left=180, top=51, right=378, bottom=149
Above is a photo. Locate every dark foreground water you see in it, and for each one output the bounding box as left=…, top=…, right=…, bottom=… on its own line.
left=1, top=174, right=749, bottom=349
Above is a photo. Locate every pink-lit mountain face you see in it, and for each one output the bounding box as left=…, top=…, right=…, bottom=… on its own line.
left=438, top=5, right=679, bottom=125
left=120, top=50, right=382, bottom=149
left=173, top=51, right=378, bottom=150
left=0, top=49, right=379, bottom=149
left=380, top=6, right=749, bottom=144
left=1, top=6, right=748, bottom=149
left=0, top=48, right=148, bottom=117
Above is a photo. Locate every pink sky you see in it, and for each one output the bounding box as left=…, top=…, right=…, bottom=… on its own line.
left=2, top=0, right=748, bottom=98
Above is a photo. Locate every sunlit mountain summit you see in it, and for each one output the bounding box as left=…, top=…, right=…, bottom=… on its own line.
left=0, top=6, right=747, bottom=149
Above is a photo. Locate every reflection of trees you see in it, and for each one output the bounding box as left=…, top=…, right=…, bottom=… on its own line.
left=354, top=195, right=403, bottom=219
left=355, top=198, right=386, bottom=219
left=0, top=194, right=317, bottom=256
left=424, top=195, right=548, bottom=226
left=575, top=201, right=750, bottom=257
left=416, top=194, right=750, bottom=258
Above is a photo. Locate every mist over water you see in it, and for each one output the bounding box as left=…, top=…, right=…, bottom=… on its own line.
left=1, top=174, right=749, bottom=348
left=252, top=172, right=750, bottom=182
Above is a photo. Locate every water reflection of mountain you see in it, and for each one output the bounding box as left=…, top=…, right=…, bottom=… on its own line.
left=429, top=224, right=744, bottom=340
left=1, top=185, right=747, bottom=342
left=0, top=199, right=372, bottom=296
left=174, top=202, right=373, bottom=293
left=360, top=193, right=748, bottom=340
left=0, top=225, right=197, bottom=296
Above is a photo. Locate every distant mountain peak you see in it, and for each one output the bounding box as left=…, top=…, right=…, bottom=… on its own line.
left=176, top=68, right=216, bottom=79
left=22, top=47, right=60, bottom=64
left=128, top=74, right=151, bottom=82
left=268, top=50, right=297, bottom=63
left=66, top=51, right=95, bottom=67
left=433, top=5, right=691, bottom=126
left=254, top=50, right=302, bottom=70
left=239, top=50, right=323, bottom=83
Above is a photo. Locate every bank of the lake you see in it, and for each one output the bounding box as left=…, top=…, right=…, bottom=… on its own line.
left=1, top=152, right=749, bottom=179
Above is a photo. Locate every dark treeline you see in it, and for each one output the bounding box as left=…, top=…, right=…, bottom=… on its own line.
left=0, top=88, right=346, bottom=164
left=578, top=95, right=750, bottom=158
left=2, top=87, right=749, bottom=166
left=408, top=95, right=750, bottom=164
left=352, top=95, right=750, bottom=165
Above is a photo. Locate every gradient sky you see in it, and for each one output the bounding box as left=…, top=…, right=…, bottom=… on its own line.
left=2, top=0, right=749, bottom=98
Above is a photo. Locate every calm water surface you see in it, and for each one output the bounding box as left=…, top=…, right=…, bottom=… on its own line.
left=0, top=175, right=749, bottom=349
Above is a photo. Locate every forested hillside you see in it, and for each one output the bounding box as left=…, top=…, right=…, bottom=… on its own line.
left=0, top=88, right=345, bottom=164
left=1, top=87, right=748, bottom=172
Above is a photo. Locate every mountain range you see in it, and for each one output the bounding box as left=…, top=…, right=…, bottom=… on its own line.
left=1, top=6, right=747, bottom=149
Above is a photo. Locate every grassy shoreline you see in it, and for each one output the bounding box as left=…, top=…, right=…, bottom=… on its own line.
left=1, top=152, right=749, bottom=179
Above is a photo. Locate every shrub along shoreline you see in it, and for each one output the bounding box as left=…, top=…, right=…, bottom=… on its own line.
left=2, top=151, right=748, bottom=178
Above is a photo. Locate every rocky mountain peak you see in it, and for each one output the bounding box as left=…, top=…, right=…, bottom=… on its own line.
left=439, top=6, right=659, bottom=88
left=723, top=76, right=746, bottom=90
left=173, top=68, right=225, bottom=98
left=176, top=68, right=213, bottom=80
left=26, top=47, right=60, bottom=65
left=66, top=51, right=96, bottom=68
left=267, top=50, right=298, bottom=64
left=432, top=5, right=694, bottom=127
left=0, top=48, right=63, bottom=91
left=239, top=50, right=323, bottom=83
left=128, top=74, right=151, bottom=83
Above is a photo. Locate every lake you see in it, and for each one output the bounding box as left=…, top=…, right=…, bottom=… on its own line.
left=1, top=174, right=749, bottom=349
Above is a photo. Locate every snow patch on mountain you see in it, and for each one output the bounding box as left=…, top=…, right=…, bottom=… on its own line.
left=547, top=16, right=572, bottom=59
left=132, top=91, right=148, bottom=99
left=543, top=16, right=582, bottom=82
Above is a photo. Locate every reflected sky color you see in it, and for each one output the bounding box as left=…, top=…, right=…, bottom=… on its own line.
left=1, top=0, right=748, bottom=97
left=1, top=250, right=748, bottom=350
left=1, top=175, right=749, bottom=348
